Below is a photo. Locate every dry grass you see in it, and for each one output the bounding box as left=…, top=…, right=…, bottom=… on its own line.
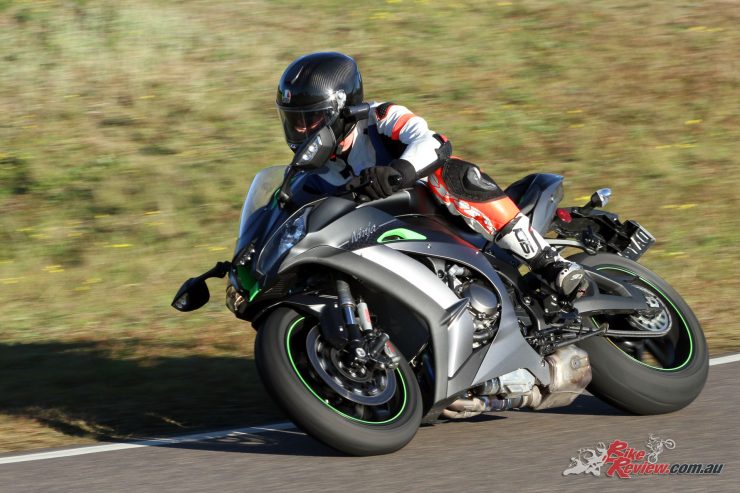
left=1, top=0, right=738, bottom=452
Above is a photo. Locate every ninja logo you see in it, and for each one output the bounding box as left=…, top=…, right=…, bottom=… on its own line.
left=350, top=222, right=378, bottom=244
left=514, top=229, right=533, bottom=255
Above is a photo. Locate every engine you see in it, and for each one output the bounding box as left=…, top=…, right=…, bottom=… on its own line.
left=444, top=263, right=501, bottom=348
left=420, top=261, right=591, bottom=419
left=442, top=344, right=592, bottom=419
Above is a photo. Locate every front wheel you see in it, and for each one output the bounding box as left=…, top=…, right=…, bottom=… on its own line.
left=570, top=253, right=709, bottom=415
left=255, top=307, right=423, bottom=455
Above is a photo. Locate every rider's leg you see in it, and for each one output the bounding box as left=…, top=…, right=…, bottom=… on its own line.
left=495, top=213, right=587, bottom=297
left=428, top=159, right=587, bottom=298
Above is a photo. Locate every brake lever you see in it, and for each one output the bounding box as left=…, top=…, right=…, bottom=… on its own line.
left=346, top=177, right=371, bottom=191
left=348, top=179, right=372, bottom=203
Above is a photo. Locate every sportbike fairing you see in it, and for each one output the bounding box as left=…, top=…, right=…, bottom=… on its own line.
left=272, top=192, right=551, bottom=406
left=227, top=175, right=645, bottom=410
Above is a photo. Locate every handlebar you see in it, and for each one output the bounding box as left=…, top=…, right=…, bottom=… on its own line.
left=342, top=103, right=371, bottom=122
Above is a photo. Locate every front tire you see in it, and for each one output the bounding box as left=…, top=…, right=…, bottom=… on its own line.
left=570, top=253, right=709, bottom=415
left=255, top=307, right=423, bottom=455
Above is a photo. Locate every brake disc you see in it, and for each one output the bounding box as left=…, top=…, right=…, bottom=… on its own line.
left=305, top=326, right=396, bottom=405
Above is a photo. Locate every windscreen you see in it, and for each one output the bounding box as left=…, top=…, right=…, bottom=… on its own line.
left=237, top=166, right=287, bottom=241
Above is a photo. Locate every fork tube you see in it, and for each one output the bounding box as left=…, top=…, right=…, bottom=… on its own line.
left=336, top=279, right=363, bottom=353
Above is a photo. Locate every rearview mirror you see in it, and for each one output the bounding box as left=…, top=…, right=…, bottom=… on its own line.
left=589, top=188, right=612, bottom=208
left=171, top=277, right=210, bottom=312
left=291, top=125, right=336, bottom=170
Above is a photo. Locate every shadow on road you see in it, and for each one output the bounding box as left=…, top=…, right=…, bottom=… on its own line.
left=521, top=394, right=628, bottom=416
left=0, top=341, right=285, bottom=448
left=157, top=431, right=344, bottom=457
left=151, top=413, right=509, bottom=457
left=0, top=341, right=628, bottom=455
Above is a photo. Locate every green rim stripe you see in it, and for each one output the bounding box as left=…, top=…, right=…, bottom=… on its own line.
left=286, top=317, right=408, bottom=425
left=595, top=265, right=694, bottom=371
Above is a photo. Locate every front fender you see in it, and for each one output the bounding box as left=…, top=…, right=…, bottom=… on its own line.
left=251, top=293, right=336, bottom=329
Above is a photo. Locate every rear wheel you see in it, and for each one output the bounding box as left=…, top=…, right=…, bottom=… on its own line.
left=570, top=253, right=709, bottom=415
left=255, top=307, right=422, bottom=455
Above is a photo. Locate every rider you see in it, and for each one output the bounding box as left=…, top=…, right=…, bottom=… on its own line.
left=276, top=52, right=586, bottom=298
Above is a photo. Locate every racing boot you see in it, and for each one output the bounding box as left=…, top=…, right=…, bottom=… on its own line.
left=495, top=213, right=588, bottom=298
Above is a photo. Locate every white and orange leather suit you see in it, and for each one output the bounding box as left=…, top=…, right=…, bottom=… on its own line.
left=311, top=102, right=583, bottom=295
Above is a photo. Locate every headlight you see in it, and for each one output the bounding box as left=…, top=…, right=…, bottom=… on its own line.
left=256, top=206, right=311, bottom=275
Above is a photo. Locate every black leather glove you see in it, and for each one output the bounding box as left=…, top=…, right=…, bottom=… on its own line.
left=360, top=166, right=402, bottom=200
left=388, top=158, right=417, bottom=188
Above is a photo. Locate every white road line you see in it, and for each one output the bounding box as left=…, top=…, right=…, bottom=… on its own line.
left=708, top=353, right=740, bottom=366
left=1, top=352, right=738, bottom=465
left=0, top=422, right=298, bottom=465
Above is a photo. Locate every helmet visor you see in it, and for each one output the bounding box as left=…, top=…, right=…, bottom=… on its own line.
left=277, top=106, right=339, bottom=147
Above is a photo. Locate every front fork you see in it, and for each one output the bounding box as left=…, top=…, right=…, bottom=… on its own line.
left=336, top=279, right=367, bottom=360
left=326, top=277, right=400, bottom=370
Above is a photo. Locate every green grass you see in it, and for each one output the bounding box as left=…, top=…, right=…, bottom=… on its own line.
left=1, top=0, right=739, bottom=452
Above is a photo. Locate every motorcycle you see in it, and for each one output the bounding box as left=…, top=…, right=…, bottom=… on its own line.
left=172, top=105, right=708, bottom=456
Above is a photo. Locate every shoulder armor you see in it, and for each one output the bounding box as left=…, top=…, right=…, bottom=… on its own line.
left=375, top=102, right=395, bottom=121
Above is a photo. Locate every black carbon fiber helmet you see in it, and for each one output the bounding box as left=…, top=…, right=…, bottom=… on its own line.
left=276, top=52, right=363, bottom=150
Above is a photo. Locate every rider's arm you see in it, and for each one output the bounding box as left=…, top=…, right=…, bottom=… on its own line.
left=372, top=102, right=449, bottom=187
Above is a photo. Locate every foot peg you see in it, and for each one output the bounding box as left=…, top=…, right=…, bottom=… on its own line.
left=556, top=262, right=589, bottom=298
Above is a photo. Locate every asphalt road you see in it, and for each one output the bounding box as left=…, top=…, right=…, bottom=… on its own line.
left=1, top=360, right=738, bottom=493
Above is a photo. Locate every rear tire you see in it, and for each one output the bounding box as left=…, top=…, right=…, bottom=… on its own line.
left=255, top=307, right=423, bottom=455
left=570, top=253, right=709, bottom=415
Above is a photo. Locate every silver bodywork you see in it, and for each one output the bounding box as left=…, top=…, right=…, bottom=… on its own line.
left=380, top=240, right=551, bottom=390
left=358, top=242, right=551, bottom=395
left=353, top=245, right=478, bottom=379
left=281, top=227, right=551, bottom=407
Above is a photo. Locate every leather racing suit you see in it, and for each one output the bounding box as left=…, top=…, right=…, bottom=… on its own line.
left=303, top=102, right=586, bottom=298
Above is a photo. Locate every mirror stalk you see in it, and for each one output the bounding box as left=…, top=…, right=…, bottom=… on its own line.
left=278, top=166, right=298, bottom=209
